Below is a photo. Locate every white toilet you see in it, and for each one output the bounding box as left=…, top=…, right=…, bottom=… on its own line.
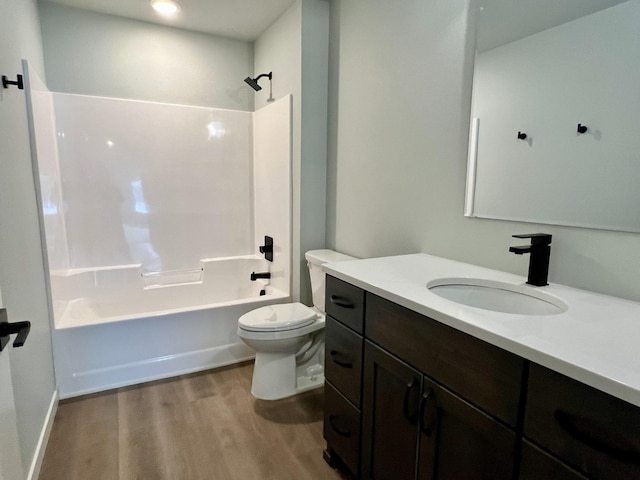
left=237, top=249, right=355, bottom=400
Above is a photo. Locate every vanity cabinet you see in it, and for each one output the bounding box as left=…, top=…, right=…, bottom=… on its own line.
left=323, top=274, right=640, bottom=480
left=361, top=341, right=517, bottom=480
left=361, top=295, right=520, bottom=480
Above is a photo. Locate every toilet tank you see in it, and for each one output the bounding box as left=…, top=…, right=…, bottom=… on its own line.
left=305, top=249, right=356, bottom=313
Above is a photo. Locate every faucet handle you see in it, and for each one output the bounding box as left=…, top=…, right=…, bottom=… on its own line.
left=512, top=233, right=552, bottom=246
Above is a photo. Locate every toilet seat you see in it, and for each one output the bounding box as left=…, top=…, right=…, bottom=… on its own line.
left=238, top=303, right=318, bottom=332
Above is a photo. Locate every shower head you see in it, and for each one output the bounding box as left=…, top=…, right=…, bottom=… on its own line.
left=244, top=72, right=272, bottom=92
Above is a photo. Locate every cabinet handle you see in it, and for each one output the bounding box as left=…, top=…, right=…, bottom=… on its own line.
left=554, top=410, right=640, bottom=465
left=328, top=415, right=352, bottom=438
left=419, top=388, right=436, bottom=437
left=329, top=350, right=353, bottom=369
left=329, top=295, right=354, bottom=309
left=403, top=379, right=420, bottom=424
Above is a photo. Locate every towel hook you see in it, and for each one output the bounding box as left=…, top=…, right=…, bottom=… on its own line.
left=517, top=131, right=527, bottom=140
left=577, top=123, right=588, bottom=134
left=2, top=74, right=24, bottom=90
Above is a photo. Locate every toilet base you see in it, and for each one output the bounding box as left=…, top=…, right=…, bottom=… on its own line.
left=251, top=351, right=325, bottom=400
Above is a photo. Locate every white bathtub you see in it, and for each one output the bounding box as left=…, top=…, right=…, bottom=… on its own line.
left=50, top=256, right=289, bottom=398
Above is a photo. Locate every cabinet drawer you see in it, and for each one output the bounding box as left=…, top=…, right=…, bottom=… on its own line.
left=325, top=316, right=363, bottom=408
left=520, top=440, right=589, bottom=480
left=525, top=364, right=640, bottom=480
left=324, top=382, right=361, bottom=476
left=325, top=276, right=365, bottom=334
left=365, top=293, right=524, bottom=427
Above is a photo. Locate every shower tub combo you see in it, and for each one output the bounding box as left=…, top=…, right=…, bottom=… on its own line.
left=24, top=62, right=292, bottom=398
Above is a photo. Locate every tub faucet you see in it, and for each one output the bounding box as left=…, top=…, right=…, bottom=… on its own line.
left=509, top=233, right=552, bottom=286
left=251, top=272, right=271, bottom=281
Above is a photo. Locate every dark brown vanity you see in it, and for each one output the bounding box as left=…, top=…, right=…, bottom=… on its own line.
left=323, top=275, right=640, bottom=480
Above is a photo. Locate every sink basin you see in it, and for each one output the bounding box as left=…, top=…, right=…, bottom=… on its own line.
left=427, top=278, right=567, bottom=315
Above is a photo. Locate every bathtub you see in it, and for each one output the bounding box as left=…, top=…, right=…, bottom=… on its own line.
left=51, top=256, right=289, bottom=398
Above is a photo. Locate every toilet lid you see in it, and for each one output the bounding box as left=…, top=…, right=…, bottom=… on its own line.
left=238, top=303, right=318, bottom=331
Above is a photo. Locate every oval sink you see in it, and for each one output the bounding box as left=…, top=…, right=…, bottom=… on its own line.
left=427, top=278, right=568, bottom=315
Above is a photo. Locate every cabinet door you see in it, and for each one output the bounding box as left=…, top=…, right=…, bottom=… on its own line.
left=418, top=376, right=517, bottom=480
left=362, top=341, right=422, bottom=480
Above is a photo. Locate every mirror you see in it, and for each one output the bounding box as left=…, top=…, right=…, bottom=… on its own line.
left=465, top=0, right=640, bottom=233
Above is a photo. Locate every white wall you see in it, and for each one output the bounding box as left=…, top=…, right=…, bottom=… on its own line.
left=254, top=0, right=329, bottom=304
left=327, top=0, right=640, bottom=303
left=38, top=1, right=254, bottom=111
left=0, top=0, right=57, bottom=476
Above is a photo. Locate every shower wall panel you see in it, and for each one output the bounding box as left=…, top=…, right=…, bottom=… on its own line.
left=27, top=70, right=70, bottom=271
left=52, top=94, right=254, bottom=273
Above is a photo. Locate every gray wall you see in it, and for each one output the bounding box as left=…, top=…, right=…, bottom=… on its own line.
left=327, top=0, right=640, bottom=303
left=38, top=1, right=254, bottom=110
left=0, top=0, right=57, bottom=475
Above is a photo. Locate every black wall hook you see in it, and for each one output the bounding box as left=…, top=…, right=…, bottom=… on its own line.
left=517, top=131, right=527, bottom=140
left=577, top=123, right=588, bottom=134
left=2, top=74, right=24, bottom=90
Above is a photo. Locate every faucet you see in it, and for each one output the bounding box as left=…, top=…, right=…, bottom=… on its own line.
left=250, top=271, right=271, bottom=281
left=509, top=233, right=552, bottom=286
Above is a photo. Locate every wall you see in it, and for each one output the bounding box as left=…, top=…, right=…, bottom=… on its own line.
left=254, top=0, right=329, bottom=303
left=327, top=0, right=640, bottom=303
left=0, top=0, right=57, bottom=477
left=38, top=1, right=254, bottom=111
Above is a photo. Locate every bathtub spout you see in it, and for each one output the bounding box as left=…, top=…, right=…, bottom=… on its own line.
left=250, top=272, right=271, bottom=281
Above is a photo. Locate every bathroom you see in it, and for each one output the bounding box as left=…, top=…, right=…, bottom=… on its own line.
left=1, top=0, right=639, bottom=479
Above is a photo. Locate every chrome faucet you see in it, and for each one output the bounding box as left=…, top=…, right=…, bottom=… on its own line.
left=509, top=233, right=552, bottom=286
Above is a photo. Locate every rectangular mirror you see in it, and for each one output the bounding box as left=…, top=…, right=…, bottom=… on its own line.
left=465, top=0, right=640, bottom=233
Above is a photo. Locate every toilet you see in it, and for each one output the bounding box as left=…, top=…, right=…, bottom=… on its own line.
left=237, top=249, right=355, bottom=400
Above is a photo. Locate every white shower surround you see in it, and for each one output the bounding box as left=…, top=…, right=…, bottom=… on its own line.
left=27, top=68, right=293, bottom=397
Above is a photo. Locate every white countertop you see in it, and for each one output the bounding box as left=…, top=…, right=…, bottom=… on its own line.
left=324, top=253, right=640, bottom=408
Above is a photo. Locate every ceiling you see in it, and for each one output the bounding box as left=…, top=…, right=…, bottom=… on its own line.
left=41, top=0, right=297, bottom=41
left=477, top=0, right=627, bottom=52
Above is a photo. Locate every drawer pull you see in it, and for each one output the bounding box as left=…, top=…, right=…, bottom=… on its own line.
left=403, top=379, right=420, bottom=424
left=328, top=415, right=352, bottom=438
left=419, top=388, right=436, bottom=437
left=330, top=350, right=353, bottom=369
left=554, top=410, right=640, bottom=465
left=329, top=295, right=354, bottom=309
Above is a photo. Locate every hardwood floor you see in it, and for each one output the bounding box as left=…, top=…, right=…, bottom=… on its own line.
left=40, top=362, right=348, bottom=479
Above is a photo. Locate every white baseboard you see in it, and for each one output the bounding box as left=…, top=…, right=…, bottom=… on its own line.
left=27, top=388, right=58, bottom=480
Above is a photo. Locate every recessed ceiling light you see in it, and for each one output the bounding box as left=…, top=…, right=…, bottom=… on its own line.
left=150, top=0, right=181, bottom=16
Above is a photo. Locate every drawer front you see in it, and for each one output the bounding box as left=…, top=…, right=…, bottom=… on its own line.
left=366, top=293, right=524, bottom=427
left=520, top=440, right=589, bottom=480
left=324, top=382, right=361, bottom=476
left=325, top=316, right=363, bottom=408
left=525, top=364, right=640, bottom=480
left=325, top=276, right=365, bottom=334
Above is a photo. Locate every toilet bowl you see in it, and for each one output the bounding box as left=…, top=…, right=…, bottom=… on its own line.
left=237, top=249, right=355, bottom=400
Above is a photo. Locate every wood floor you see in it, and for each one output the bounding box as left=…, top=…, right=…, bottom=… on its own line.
left=40, top=362, right=348, bottom=480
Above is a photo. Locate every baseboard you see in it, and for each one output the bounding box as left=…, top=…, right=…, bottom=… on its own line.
left=27, top=388, right=59, bottom=480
